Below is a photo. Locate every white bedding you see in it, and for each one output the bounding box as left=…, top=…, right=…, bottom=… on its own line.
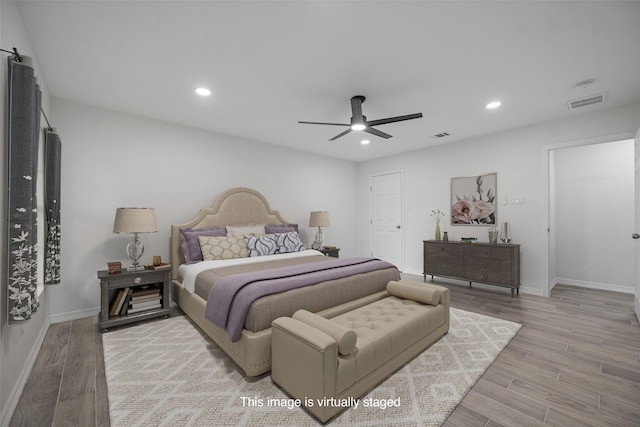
left=178, top=249, right=324, bottom=294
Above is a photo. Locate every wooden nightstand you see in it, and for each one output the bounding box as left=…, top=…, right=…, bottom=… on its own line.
left=317, top=247, right=340, bottom=258
left=97, top=267, right=171, bottom=331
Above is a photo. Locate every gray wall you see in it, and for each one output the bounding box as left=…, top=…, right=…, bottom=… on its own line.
left=357, top=102, right=640, bottom=296
left=48, top=98, right=359, bottom=322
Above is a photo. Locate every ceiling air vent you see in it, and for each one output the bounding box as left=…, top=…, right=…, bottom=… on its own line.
left=431, top=132, right=450, bottom=139
left=567, top=92, right=608, bottom=110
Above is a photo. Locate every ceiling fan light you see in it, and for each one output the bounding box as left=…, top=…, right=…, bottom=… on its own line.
left=351, top=123, right=366, bottom=131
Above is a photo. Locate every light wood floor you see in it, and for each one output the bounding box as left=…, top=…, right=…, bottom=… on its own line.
left=9, top=281, right=640, bottom=426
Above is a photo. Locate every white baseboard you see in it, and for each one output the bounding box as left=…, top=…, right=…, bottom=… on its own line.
left=1, top=317, right=50, bottom=427
left=554, top=277, right=635, bottom=294
left=49, top=306, right=100, bottom=324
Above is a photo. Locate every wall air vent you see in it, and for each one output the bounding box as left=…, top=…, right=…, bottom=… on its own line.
left=431, top=132, right=450, bottom=139
left=567, top=92, right=608, bottom=110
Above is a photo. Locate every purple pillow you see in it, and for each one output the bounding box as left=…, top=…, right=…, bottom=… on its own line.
left=265, top=224, right=298, bottom=234
left=180, top=227, right=227, bottom=264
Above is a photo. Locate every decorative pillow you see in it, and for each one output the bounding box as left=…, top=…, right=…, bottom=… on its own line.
left=274, top=231, right=305, bottom=254
left=387, top=280, right=441, bottom=306
left=180, top=227, right=227, bottom=264
left=244, top=234, right=278, bottom=257
left=293, top=310, right=356, bottom=355
left=198, top=235, right=249, bottom=260
left=226, top=223, right=266, bottom=237
left=265, top=223, right=299, bottom=234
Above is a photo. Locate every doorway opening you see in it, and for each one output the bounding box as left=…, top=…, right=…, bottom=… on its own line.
left=546, top=137, right=634, bottom=296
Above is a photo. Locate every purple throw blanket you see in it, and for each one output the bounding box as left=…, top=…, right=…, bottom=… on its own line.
left=204, top=257, right=395, bottom=342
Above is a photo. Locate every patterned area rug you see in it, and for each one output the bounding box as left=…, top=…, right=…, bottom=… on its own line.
left=103, top=308, right=520, bottom=426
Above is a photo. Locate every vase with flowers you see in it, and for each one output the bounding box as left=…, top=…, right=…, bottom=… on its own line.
left=431, top=209, right=444, bottom=241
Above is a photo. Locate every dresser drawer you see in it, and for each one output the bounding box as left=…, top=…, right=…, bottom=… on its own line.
left=464, top=245, right=513, bottom=260
left=424, top=243, right=464, bottom=257
left=466, top=256, right=512, bottom=272
left=466, top=269, right=513, bottom=286
left=425, top=262, right=464, bottom=277
left=105, top=271, right=165, bottom=288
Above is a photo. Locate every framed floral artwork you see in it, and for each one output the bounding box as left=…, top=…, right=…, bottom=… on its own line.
left=450, top=173, right=497, bottom=225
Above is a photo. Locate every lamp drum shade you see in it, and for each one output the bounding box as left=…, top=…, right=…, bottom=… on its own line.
left=113, top=208, right=157, bottom=234
left=309, top=211, right=330, bottom=228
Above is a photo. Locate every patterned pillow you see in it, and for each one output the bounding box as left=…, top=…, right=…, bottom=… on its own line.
left=180, top=227, right=227, bottom=264
left=275, top=232, right=305, bottom=254
left=198, top=236, right=249, bottom=260
left=226, top=223, right=266, bottom=237
left=244, top=234, right=278, bottom=257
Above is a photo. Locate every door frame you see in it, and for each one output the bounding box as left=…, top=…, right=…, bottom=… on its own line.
left=543, top=131, right=635, bottom=298
left=634, top=126, right=640, bottom=323
left=369, top=170, right=404, bottom=272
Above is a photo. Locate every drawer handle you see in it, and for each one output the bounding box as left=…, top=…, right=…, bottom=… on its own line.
left=484, top=262, right=488, bottom=267
left=134, top=277, right=142, bottom=284
left=484, top=251, right=489, bottom=255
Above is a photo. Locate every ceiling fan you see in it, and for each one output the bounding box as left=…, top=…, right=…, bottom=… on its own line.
left=298, top=95, right=423, bottom=141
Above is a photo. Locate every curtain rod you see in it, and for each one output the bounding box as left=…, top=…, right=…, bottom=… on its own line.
left=1, top=47, right=22, bottom=62
left=3, top=46, right=55, bottom=131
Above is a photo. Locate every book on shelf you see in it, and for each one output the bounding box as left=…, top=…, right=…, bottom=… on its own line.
left=109, top=289, right=124, bottom=317
left=128, top=302, right=162, bottom=314
left=119, top=290, right=132, bottom=316
left=109, top=287, right=131, bottom=317
left=130, top=287, right=160, bottom=298
left=115, top=287, right=130, bottom=315
left=130, top=298, right=163, bottom=310
left=130, top=293, right=161, bottom=304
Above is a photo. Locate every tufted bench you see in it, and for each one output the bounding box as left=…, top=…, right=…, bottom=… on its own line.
left=271, top=280, right=449, bottom=422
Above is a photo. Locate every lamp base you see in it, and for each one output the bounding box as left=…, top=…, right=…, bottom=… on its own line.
left=312, top=227, right=324, bottom=250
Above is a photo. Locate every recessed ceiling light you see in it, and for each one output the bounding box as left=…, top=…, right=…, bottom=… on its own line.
left=195, top=87, right=212, bottom=96
left=361, top=139, right=370, bottom=145
left=486, top=101, right=502, bottom=109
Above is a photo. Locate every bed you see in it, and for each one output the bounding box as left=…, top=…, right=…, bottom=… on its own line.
left=170, top=187, right=400, bottom=376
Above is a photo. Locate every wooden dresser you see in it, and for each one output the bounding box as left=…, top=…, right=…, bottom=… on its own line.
left=423, top=240, right=521, bottom=296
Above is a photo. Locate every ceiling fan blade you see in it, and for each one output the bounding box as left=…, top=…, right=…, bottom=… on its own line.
left=364, top=127, right=392, bottom=139
left=367, top=113, right=423, bottom=127
left=298, top=121, right=350, bottom=126
left=350, top=95, right=365, bottom=123
left=329, top=128, right=352, bottom=141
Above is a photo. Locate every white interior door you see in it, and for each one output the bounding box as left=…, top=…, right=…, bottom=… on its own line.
left=634, top=127, right=640, bottom=323
left=370, top=172, right=403, bottom=271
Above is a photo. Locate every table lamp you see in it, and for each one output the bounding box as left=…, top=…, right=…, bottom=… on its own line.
left=309, top=211, right=330, bottom=250
left=113, top=207, right=157, bottom=270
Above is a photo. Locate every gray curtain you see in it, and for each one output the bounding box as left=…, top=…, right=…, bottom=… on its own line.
left=7, top=55, right=41, bottom=323
left=44, top=129, right=61, bottom=284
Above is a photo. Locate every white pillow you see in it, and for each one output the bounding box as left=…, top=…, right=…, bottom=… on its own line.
left=226, top=223, right=266, bottom=237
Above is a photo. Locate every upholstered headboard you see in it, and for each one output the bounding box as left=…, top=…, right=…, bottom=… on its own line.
left=170, top=187, right=290, bottom=280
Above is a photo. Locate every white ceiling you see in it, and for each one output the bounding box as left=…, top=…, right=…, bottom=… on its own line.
left=15, top=1, right=640, bottom=162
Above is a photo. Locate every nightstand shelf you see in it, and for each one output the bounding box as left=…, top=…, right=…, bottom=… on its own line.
left=98, top=268, right=171, bottom=331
